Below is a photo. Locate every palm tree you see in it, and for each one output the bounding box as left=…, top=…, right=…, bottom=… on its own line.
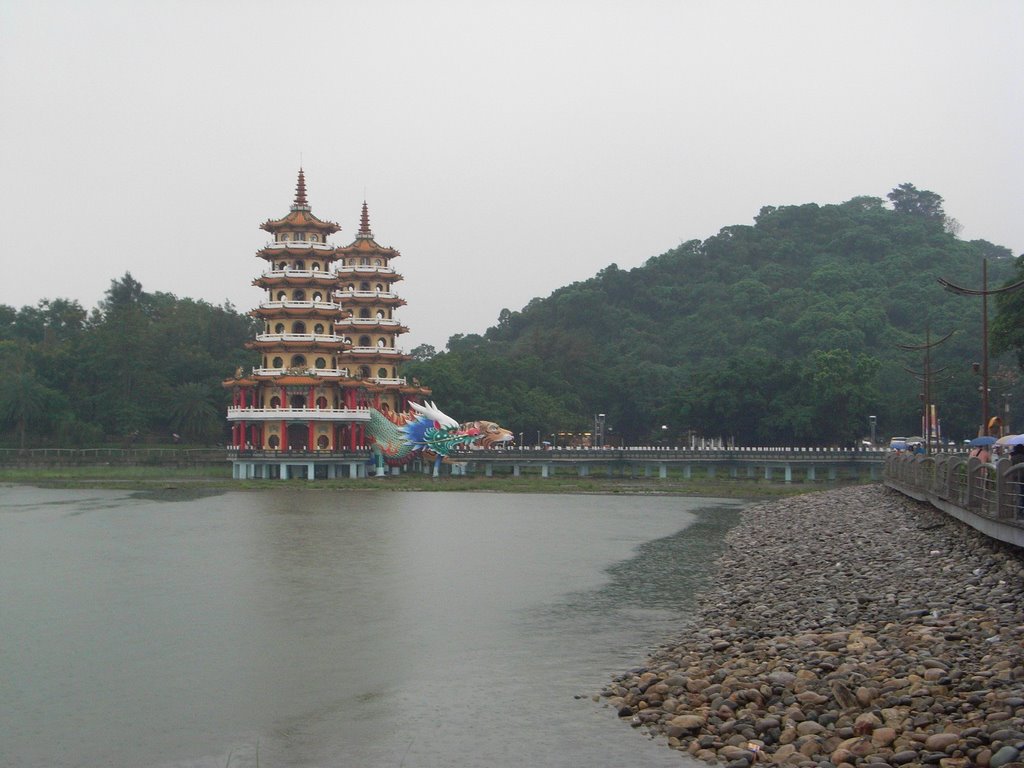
left=166, top=382, right=222, bottom=444
left=0, top=368, right=52, bottom=448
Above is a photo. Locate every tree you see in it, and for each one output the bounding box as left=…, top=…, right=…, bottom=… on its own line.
left=886, top=183, right=945, bottom=221
left=166, top=382, right=223, bottom=444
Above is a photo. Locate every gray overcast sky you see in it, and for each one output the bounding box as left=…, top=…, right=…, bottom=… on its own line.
left=1, top=0, right=1021, bottom=352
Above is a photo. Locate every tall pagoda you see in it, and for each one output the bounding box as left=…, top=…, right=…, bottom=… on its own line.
left=224, top=169, right=431, bottom=479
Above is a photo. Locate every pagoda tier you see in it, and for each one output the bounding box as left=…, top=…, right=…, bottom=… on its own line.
left=247, top=333, right=351, bottom=351
left=334, top=290, right=407, bottom=308
left=252, top=270, right=341, bottom=288
left=251, top=301, right=345, bottom=319
left=335, top=265, right=404, bottom=282
left=335, top=317, right=409, bottom=335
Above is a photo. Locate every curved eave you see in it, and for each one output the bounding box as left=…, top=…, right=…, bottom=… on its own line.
left=253, top=275, right=341, bottom=288
left=344, top=351, right=412, bottom=362
left=336, top=241, right=400, bottom=259
left=222, top=377, right=259, bottom=389
left=259, top=211, right=340, bottom=234
left=246, top=339, right=352, bottom=352
left=334, top=322, right=410, bottom=335
left=256, top=246, right=341, bottom=261
left=251, top=305, right=344, bottom=319
left=339, top=296, right=408, bottom=308
left=340, top=270, right=404, bottom=282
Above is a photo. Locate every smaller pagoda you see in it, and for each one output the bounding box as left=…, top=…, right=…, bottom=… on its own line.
left=224, top=170, right=431, bottom=480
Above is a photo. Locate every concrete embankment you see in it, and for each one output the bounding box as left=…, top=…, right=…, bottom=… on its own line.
left=602, top=485, right=1024, bottom=767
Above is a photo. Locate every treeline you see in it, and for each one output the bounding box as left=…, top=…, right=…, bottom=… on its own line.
left=4, top=184, right=1022, bottom=449
left=0, top=274, right=257, bottom=447
left=404, top=185, right=1023, bottom=446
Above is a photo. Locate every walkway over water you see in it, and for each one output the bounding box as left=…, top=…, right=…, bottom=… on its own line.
left=884, top=452, right=1024, bottom=548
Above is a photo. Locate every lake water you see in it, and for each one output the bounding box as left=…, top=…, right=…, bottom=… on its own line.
left=0, top=486, right=742, bottom=768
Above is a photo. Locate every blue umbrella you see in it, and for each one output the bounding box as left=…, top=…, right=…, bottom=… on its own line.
left=968, top=436, right=997, bottom=447
left=889, top=441, right=908, bottom=450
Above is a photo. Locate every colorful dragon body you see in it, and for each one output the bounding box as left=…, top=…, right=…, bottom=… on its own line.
left=366, top=401, right=513, bottom=476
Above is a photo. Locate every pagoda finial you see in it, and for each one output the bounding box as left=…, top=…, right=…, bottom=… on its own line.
left=358, top=200, right=372, bottom=238
left=291, top=168, right=309, bottom=211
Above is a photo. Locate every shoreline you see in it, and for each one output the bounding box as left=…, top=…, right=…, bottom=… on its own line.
left=0, top=465, right=867, bottom=499
left=602, top=485, right=1024, bottom=767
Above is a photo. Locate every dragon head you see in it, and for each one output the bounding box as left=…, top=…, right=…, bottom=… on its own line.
left=458, top=420, right=514, bottom=448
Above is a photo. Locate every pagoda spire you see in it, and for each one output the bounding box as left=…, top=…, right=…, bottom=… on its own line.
left=291, top=168, right=310, bottom=211
left=357, top=200, right=373, bottom=239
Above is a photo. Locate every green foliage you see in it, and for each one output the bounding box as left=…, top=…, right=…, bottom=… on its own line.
left=411, top=186, right=1020, bottom=445
left=0, top=273, right=258, bottom=447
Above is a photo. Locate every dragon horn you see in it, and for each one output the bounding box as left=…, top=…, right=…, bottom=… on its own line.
left=408, top=400, right=460, bottom=428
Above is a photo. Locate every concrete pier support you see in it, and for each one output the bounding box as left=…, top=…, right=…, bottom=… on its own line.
left=485, top=463, right=493, bottom=477
left=784, top=464, right=792, bottom=483
left=578, top=465, right=589, bottom=477
left=764, top=465, right=773, bottom=481
left=541, top=464, right=551, bottom=478
left=683, top=465, right=691, bottom=479
left=513, top=465, right=520, bottom=477
left=807, top=465, right=816, bottom=481
left=659, top=463, right=667, bottom=479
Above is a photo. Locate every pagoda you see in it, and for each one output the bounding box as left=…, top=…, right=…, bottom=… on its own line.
left=224, top=170, right=431, bottom=479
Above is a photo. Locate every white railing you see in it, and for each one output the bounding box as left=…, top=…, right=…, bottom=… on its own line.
left=335, top=266, right=396, bottom=275
left=258, top=301, right=341, bottom=311
left=252, top=367, right=349, bottom=377
left=370, top=377, right=407, bottom=386
left=255, top=333, right=347, bottom=344
left=262, top=241, right=334, bottom=251
left=333, top=290, right=400, bottom=300
left=259, top=270, right=337, bottom=281
left=334, top=318, right=402, bottom=327
left=227, top=407, right=370, bottom=422
left=347, top=347, right=404, bottom=356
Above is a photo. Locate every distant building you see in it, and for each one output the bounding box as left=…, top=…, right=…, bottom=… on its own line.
left=223, top=169, right=431, bottom=478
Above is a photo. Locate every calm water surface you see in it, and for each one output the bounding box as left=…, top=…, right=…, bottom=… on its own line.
left=0, top=486, right=742, bottom=768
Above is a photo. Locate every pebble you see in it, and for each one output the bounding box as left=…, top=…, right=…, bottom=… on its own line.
left=600, top=485, right=1024, bottom=767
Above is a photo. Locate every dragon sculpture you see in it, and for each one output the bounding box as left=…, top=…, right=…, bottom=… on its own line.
left=366, top=401, right=513, bottom=476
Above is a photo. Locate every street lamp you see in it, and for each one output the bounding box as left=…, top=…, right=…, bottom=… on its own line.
left=939, top=259, right=1024, bottom=436
left=869, top=415, right=877, bottom=446
left=594, top=413, right=606, bottom=448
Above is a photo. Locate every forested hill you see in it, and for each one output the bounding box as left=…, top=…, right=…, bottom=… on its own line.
left=405, top=186, right=1020, bottom=446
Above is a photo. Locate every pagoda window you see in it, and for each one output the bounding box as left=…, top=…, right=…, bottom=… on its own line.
left=311, top=263, right=320, bottom=271
left=291, top=354, right=307, bottom=367
left=360, top=308, right=371, bottom=319
left=377, top=367, right=388, bottom=378
left=272, top=356, right=284, bottom=368
left=290, top=394, right=306, bottom=408
left=316, top=396, right=328, bottom=409
left=270, top=396, right=281, bottom=408
left=278, top=261, right=287, bottom=270
left=277, top=291, right=287, bottom=301
left=347, top=283, right=355, bottom=291
left=314, top=323, right=325, bottom=334
left=375, top=284, right=384, bottom=292
left=375, top=259, right=382, bottom=266
left=295, top=260, right=305, bottom=270
left=377, top=339, right=386, bottom=348
left=310, top=234, right=319, bottom=243
left=360, top=257, right=370, bottom=265
left=340, top=368, right=349, bottom=377
left=317, top=435, right=329, bottom=449
left=360, top=282, right=370, bottom=291
left=274, top=323, right=285, bottom=333
left=294, top=232, right=304, bottom=241
left=292, top=321, right=306, bottom=333
left=376, top=310, right=385, bottom=319
left=268, top=435, right=280, bottom=449
left=359, top=335, right=371, bottom=347
left=314, top=357, right=326, bottom=369
left=360, top=366, right=371, bottom=378
left=312, top=291, right=323, bottom=302
left=280, top=234, right=290, bottom=241
left=293, top=289, right=306, bottom=301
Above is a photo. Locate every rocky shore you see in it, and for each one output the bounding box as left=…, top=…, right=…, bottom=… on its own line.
left=601, top=485, right=1024, bottom=767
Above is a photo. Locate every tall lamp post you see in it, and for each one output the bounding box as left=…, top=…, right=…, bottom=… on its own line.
left=898, top=327, right=953, bottom=453
left=939, top=259, right=1024, bottom=437
left=594, top=413, right=606, bottom=448
left=868, top=415, right=877, bottom=446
